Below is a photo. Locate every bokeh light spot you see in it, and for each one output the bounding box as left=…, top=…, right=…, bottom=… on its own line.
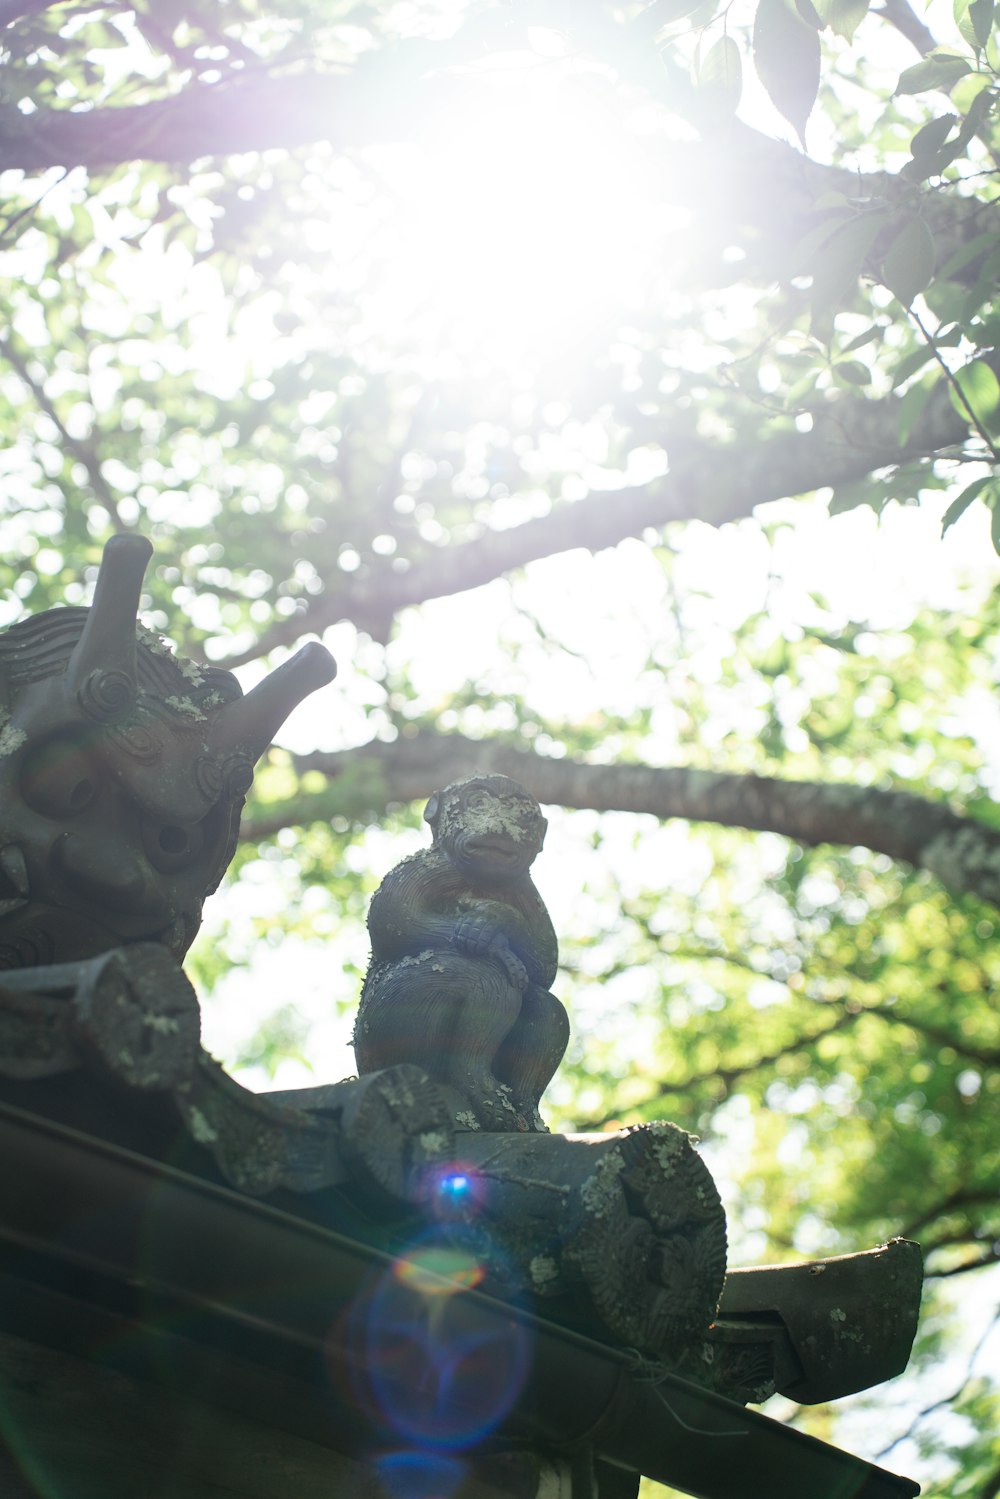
left=394, top=1244, right=485, bottom=1296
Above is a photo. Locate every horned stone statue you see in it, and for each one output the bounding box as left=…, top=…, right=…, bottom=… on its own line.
left=0, top=534, right=336, bottom=970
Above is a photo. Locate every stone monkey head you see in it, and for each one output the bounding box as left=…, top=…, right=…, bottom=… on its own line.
left=424, top=775, right=547, bottom=881
left=0, top=535, right=336, bottom=969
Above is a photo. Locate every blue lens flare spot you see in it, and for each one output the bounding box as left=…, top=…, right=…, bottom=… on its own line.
left=424, top=1161, right=487, bottom=1220
left=374, top=1450, right=465, bottom=1499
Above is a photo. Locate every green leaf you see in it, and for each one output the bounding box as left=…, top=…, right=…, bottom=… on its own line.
left=959, top=246, right=1000, bottom=321
left=897, top=373, right=939, bottom=444
left=841, top=324, right=882, bottom=353
left=951, top=70, right=992, bottom=111
left=652, top=0, right=715, bottom=26
left=832, top=359, right=872, bottom=386
left=950, top=83, right=995, bottom=152
left=940, top=475, right=992, bottom=533
left=894, top=51, right=972, bottom=95
left=903, top=109, right=968, bottom=180
left=910, top=115, right=958, bottom=156
left=881, top=218, right=936, bottom=307
left=697, top=35, right=743, bottom=116
left=785, top=208, right=855, bottom=281
left=936, top=227, right=999, bottom=281
left=828, top=479, right=878, bottom=515
left=753, top=0, right=821, bottom=143
left=991, top=490, right=1000, bottom=553
left=811, top=190, right=853, bottom=212
left=966, top=0, right=994, bottom=48
left=808, top=210, right=890, bottom=309
left=891, top=343, right=937, bottom=388
left=949, top=360, right=1000, bottom=426
left=812, top=0, right=869, bottom=40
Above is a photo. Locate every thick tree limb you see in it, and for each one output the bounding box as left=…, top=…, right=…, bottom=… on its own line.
left=0, top=0, right=63, bottom=25
left=2, top=67, right=989, bottom=268
left=877, top=0, right=938, bottom=56
left=928, top=1248, right=1000, bottom=1278
left=900, top=1188, right=1000, bottom=1240
left=2, top=39, right=990, bottom=325
left=245, top=730, right=1000, bottom=913
left=574, top=1011, right=860, bottom=1132
left=220, top=381, right=971, bottom=664
left=0, top=62, right=437, bottom=171
left=875, top=1010, right=1000, bottom=1068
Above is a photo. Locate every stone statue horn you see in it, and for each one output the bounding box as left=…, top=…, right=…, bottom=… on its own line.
left=209, top=642, right=337, bottom=764
left=67, top=534, right=153, bottom=723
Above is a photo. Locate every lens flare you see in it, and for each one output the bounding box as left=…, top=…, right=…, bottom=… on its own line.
left=348, top=1233, right=532, bottom=1451
left=394, top=1244, right=486, bottom=1296
left=373, top=1449, right=466, bottom=1499
left=422, top=1161, right=488, bottom=1221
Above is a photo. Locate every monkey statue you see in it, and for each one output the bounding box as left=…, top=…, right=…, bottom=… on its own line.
left=354, top=775, right=569, bottom=1132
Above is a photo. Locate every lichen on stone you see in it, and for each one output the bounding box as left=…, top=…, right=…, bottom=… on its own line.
left=0, top=723, right=27, bottom=757
left=529, top=1254, right=559, bottom=1288
left=164, top=694, right=207, bottom=723
left=580, top=1146, right=624, bottom=1218
left=142, top=1013, right=180, bottom=1035
left=136, top=622, right=175, bottom=658
left=187, top=1106, right=219, bottom=1143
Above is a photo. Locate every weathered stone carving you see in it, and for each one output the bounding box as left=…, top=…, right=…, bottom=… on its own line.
left=0, top=941, right=457, bottom=1205
left=0, top=535, right=468, bottom=1212
left=0, top=534, right=335, bottom=969
left=427, top=1123, right=727, bottom=1364
left=354, top=775, right=570, bottom=1133
left=0, top=540, right=924, bottom=1454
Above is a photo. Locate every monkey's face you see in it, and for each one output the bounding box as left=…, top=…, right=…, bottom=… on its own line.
left=428, top=777, right=546, bottom=881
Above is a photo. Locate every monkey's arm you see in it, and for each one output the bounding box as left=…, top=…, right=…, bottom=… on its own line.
left=458, top=884, right=558, bottom=988
left=367, top=852, right=470, bottom=961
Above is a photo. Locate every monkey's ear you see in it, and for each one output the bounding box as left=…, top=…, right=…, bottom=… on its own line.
left=424, top=793, right=441, bottom=828
left=538, top=816, right=548, bottom=846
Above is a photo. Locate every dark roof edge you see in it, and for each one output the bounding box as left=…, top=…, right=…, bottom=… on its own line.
left=0, top=1101, right=918, bottom=1499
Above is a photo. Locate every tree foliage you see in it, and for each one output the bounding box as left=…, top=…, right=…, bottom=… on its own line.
left=1, top=1, right=999, bottom=1494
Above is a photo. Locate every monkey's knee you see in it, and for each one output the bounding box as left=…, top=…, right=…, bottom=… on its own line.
left=495, top=987, right=569, bottom=1101
left=356, top=952, right=521, bottom=1088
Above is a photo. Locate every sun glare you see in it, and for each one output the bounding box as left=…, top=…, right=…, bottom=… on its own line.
left=365, top=59, right=669, bottom=370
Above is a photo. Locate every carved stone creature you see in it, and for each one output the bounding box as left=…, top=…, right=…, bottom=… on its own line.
left=0, top=535, right=335, bottom=968
left=354, top=775, right=569, bottom=1132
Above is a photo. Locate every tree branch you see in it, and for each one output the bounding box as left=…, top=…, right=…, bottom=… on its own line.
left=241, top=730, right=1000, bottom=912
left=875, top=1010, right=1000, bottom=1068
left=877, top=1309, right=999, bottom=1458
left=0, top=65, right=413, bottom=171
left=0, top=335, right=129, bottom=530
left=0, top=0, right=65, bottom=25
left=574, top=1011, right=859, bottom=1131
left=876, top=0, right=938, bottom=56
left=900, top=1188, right=1000, bottom=1239
left=928, top=1247, right=1000, bottom=1278
left=219, top=381, right=970, bottom=665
